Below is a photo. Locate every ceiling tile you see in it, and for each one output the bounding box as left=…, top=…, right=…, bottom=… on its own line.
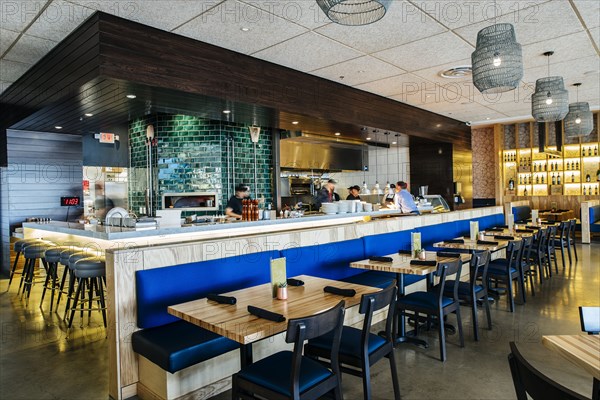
left=354, top=73, right=433, bottom=98
left=314, top=0, right=446, bottom=54
left=411, top=58, right=472, bottom=88
left=239, top=0, right=331, bottom=30
left=0, top=80, right=13, bottom=94
left=1, top=28, right=20, bottom=55
left=0, top=59, right=32, bottom=81
left=67, top=0, right=220, bottom=32
left=3, top=34, right=57, bottom=64
left=454, top=1, right=585, bottom=47
left=251, top=31, right=362, bottom=72
left=0, top=0, right=50, bottom=32
left=484, top=99, right=532, bottom=116
left=589, top=27, right=600, bottom=49
left=572, top=0, right=600, bottom=29
left=373, top=31, right=474, bottom=72
left=25, top=0, right=94, bottom=42
left=415, top=0, right=551, bottom=30
left=310, top=56, right=405, bottom=86
left=174, top=0, right=307, bottom=55
left=522, top=55, right=600, bottom=85
left=522, top=31, right=598, bottom=69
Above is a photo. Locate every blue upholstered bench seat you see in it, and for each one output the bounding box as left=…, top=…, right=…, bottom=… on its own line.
left=590, top=205, right=600, bottom=233
left=131, top=321, right=239, bottom=373
left=512, top=206, right=532, bottom=223
left=340, top=271, right=424, bottom=289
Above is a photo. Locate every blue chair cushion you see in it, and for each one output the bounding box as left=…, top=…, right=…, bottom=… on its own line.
left=131, top=321, right=239, bottom=373
left=307, top=326, right=386, bottom=359
left=487, top=260, right=517, bottom=276
left=237, top=351, right=333, bottom=396
left=444, top=281, right=484, bottom=297
left=397, top=291, right=454, bottom=309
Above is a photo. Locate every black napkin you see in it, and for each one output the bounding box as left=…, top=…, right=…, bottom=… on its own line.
left=445, top=239, right=465, bottom=244
left=286, top=278, right=304, bottom=287
left=206, top=293, right=237, bottom=305
left=542, top=221, right=555, bottom=225
left=410, top=260, right=437, bottom=266
left=494, top=225, right=509, bottom=229
left=247, top=305, right=286, bottom=322
left=436, top=251, right=461, bottom=258
left=494, top=235, right=515, bottom=240
left=486, top=227, right=505, bottom=232
left=324, top=286, right=356, bottom=297
left=477, top=240, right=499, bottom=245
left=525, top=225, right=541, bottom=230
left=369, top=256, right=393, bottom=262
left=398, top=249, right=412, bottom=255
left=516, top=229, right=534, bottom=233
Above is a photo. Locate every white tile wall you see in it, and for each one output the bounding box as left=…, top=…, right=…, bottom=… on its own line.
left=330, top=146, right=410, bottom=199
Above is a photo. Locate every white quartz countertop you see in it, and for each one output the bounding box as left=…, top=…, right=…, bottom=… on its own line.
left=22, top=209, right=409, bottom=241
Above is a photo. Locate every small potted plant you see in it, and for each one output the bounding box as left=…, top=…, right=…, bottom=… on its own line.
left=276, top=282, right=288, bottom=300
left=414, top=248, right=426, bottom=260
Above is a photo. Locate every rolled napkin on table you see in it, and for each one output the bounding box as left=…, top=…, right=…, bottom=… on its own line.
left=494, top=225, right=509, bottom=229
left=542, top=221, right=555, bottom=225
left=206, top=293, right=237, bottom=305
left=486, top=227, right=505, bottom=232
left=286, top=278, right=304, bottom=286
left=436, top=251, right=461, bottom=258
left=494, top=235, right=515, bottom=240
left=516, top=229, right=535, bottom=233
left=410, top=260, right=437, bottom=266
left=369, top=256, right=393, bottom=263
left=324, top=286, right=356, bottom=297
left=477, top=240, right=499, bottom=245
left=398, top=249, right=412, bottom=255
left=445, top=239, right=465, bottom=244
left=247, top=305, right=286, bottom=322
left=525, top=225, right=541, bottom=230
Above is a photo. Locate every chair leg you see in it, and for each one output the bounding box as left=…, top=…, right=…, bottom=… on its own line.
left=471, top=297, right=480, bottom=341
left=97, top=277, right=107, bottom=328
left=483, top=294, right=492, bottom=330
left=564, top=241, right=571, bottom=265
left=572, top=238, right=578, bottom=261
left=438, top=311, right=446, bottom=362
left=552, top=250, right=559, bottom=274
left=55, top=265, right=69, bottom=310
left=455, top=308, right=464, bottom=348
left=388, top=350, right=401, bottom=400
left=333, top=383, right=343, bottom=400
left=507, top=278, right=515, bottom=313
left=39, top=263, right=52, bottom=307
left=7, top=251, right=22, bottom=291
left=536, top=255, right=544, bottom=284
left=361, top=357, right=371, bottom=400
left=68, top=278, right=83, bottom=329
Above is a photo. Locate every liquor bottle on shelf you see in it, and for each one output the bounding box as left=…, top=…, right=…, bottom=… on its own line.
left=541, top=176, right=545, bottom=184
left=519, top=176, right=522, bottom=185
left=509, top=178, right=514, bottom=190
left=552, top=174, right=556, bottom=185
left=583, top=187, right=587, bottom=195
left=576, top=161, right=579, bottom=169
left=596, top=187, right=599, bottom=195
left=586, top=174, right=591, bottom=182
left=588, top=147, right=592, bottom=157
left=536, top=175, right=539, bottom=184
left=557, top=174, right=562, bottom=185
left=594, top=146, right=597, bottom=156
left=567, top=161, right=571, bottom=170
left=571, top=173, right=575, bottom=183
left=524, top=187, right=528, bottom=196
left=543, top=163, right=546, bottom=171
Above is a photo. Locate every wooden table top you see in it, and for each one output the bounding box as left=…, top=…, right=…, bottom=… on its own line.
left=433, top=236, right=514, bottom=252
left=483, top=229, right=535, bottom=238
left=542, top=335, right=600, bottom=380
left=168, top=275, right=378, bottom=345
left=350, top=253, right=471, bottom=275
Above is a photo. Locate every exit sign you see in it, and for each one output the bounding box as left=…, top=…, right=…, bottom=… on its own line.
left=99, top=132, right=115, bottom=143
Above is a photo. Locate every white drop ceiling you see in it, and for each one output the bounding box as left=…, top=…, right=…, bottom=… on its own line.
left=1, top=0, right=598, bottom=125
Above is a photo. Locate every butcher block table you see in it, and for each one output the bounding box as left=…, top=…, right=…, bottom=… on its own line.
left=542, top=335, right=600, bottom=400
left=539, top=210, right=575, bottom=222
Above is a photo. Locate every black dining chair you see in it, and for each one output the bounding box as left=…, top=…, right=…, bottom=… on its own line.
left=396, top=259, right=464, bottom=362
left=553, top=221, right=570, bottom=269
left=487, top=240, right=524, bottom=313
left=529, top=228, right=549, bottom=283
left=444, top=251, right=492, bottom=341
left=231, top=301, right=345, bottom=400
left=508, top=342, right=587, bottom=400
left=304, top=282, right=400, bottom=400
left=546, top=225, right=559, bottom=276
left=568, top=218, right=578, bottom=262
left=519, top=235, right=536, bottom=298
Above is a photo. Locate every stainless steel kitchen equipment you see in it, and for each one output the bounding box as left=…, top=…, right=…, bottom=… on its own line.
left=162, top=192, right=219, bottom=211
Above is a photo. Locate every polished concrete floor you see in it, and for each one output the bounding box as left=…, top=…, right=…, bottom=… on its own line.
left=1, top=243, right=598, bottom=400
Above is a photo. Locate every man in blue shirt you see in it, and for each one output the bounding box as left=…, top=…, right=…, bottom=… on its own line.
left=394, top=181, right=420, bottom=214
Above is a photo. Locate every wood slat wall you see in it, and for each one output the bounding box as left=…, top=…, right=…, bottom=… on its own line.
left=0, top=130, right=83, bottom=274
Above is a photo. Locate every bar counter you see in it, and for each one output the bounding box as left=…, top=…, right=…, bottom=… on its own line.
left=22, top=206, right=503, bottom=400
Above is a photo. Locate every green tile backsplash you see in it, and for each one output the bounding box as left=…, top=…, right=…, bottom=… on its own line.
left=129, top=114, right=273, bottom=215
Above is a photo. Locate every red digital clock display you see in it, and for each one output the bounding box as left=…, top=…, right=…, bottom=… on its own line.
left=60, top=196, right=80, bottom=206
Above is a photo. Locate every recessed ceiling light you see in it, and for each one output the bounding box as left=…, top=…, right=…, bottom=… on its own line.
left=334, top=132, right=341, bottom=136
left=436, top=124, right=442, bottom=128
left=292, top=121, right=299, bottom=125
left=55, top=126, right=63, bottom=129
left=240, top=27, right=250, bottom=32
left=126, top=94, right=136, bottom=99
left=486, top=117, right=491, bottom=120
left=392, top=141, right=397, bottom=145
left=439, top=66, right=472, bottom=79
left=85, top=113, right=93, bottom=117
left=366, top=137, right=372, bottom=141
left=223, top=110, right=231, bottom=114
left=357, top=70, right=365, bottom=73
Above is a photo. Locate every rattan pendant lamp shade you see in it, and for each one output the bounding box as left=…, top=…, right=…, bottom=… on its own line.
left=564, top=83, right=593, bottom=137
left=532, top=52, right=569, bottom=122
left=316, top=0, right=391, bottom=25
left=472, top=23, right=523, bottom=94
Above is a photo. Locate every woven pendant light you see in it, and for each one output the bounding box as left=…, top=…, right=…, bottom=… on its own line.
left=564, top=83, right=593, bottom=137
left=532, top=52, right=569, bottom=122
left=472, top=23, right=523, bottom=94
left=316, top=0, right=391, bottom=26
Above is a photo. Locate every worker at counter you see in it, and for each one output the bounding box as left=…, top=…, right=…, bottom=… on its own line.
left=346, top=185, right=361, bottom=200
left=315, top=179, right=337, bottom=208
left=395, top=181, right=420, bottom=214
left=225, top=184, right=250, bottom=219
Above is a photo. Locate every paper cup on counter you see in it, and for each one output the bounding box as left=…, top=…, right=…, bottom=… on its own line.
left=363, top=203, right=373, bottom=212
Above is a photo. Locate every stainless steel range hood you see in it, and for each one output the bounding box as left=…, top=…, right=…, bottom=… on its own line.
left=280, top=132, right=367, bottom=171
